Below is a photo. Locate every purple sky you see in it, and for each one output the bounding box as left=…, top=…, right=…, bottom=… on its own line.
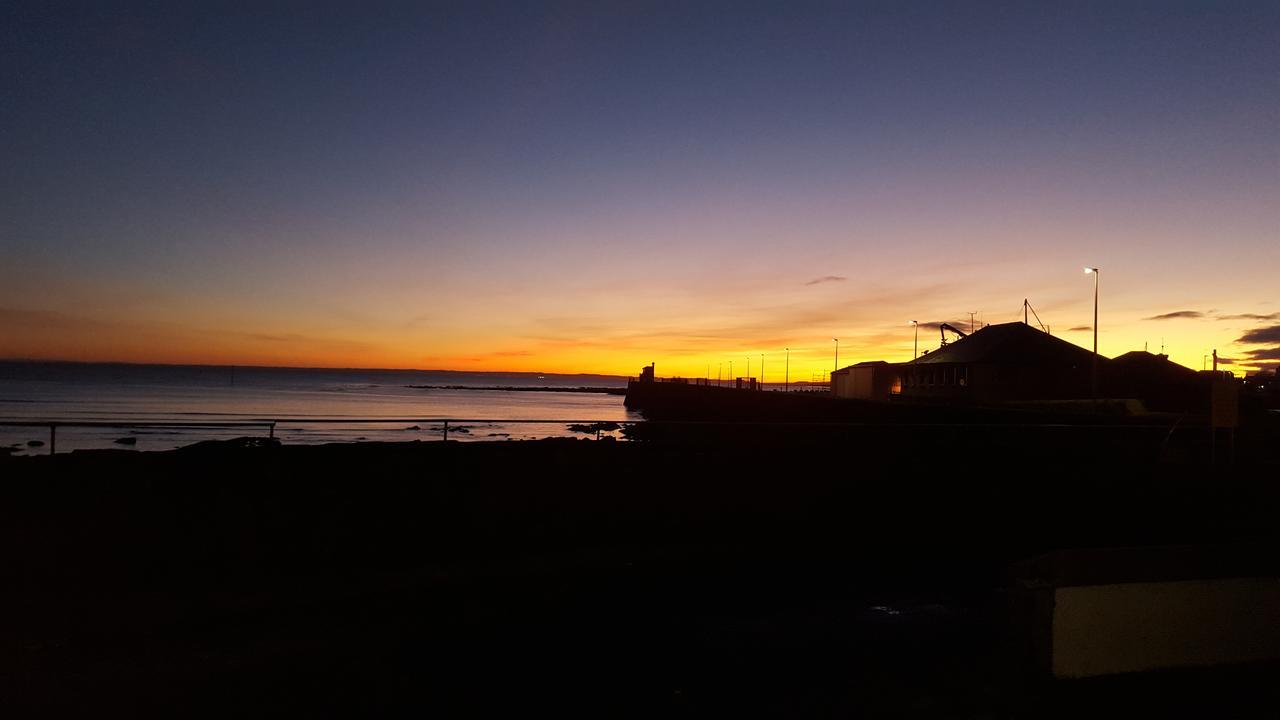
left=2, top=2, right=1278, bottom=374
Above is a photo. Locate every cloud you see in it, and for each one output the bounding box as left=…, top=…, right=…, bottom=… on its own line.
left=803, top=275, right=847, bottom=286
left=1244, top=347, right=1280, bottom=361
left=1142, top=310, right=1204, bottom=321
left=239, top=332, right=375, bottom=355
left=1067, top=325, right=1091, bottom=332
left=915, top=320, right=973, bottom=332
left=1238, top=325, right=1280, bottom=345
left=1217, top=312, right=1280, bottom=321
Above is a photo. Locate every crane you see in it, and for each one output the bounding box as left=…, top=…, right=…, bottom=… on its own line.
left=939, top=323, right=968, bottom=347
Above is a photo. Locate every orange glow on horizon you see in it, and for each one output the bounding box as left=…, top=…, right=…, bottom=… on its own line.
left=3, top=310, right=1269, bottom=380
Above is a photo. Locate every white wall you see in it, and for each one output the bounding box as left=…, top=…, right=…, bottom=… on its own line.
left=1051, top=577, right=1280, bottom=678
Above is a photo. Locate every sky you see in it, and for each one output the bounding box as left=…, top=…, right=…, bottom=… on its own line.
left=2, top=1, right=1278, bottom=378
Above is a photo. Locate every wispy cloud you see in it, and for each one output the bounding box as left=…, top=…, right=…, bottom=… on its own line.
left=1067, top=325, right=1091, bottom=332
left=803, top=275, right=847, bottom=286
left=1217, top=312, right=1280, bottom=321
left=1244, top=347, right=1280, bottom=361
left=914, top=320, right=974, bottom=333
left=1143, top=310, right=1204, bottom=321
left=242, top=332, right=374, bottom=354
left=1239, top=325, right=1280, bottom=345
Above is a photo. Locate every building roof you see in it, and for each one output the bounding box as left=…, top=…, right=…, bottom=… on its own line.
left=1108, top=350, right=1197, bottom=380
left=909, top=322, right=1097, bottom=366
left=833, top=360, right=890, bottom=374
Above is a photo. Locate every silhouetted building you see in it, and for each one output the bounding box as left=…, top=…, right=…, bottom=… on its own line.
left=830, top=323, right=1223, bottom=413
left=1103, top=350, right=1203, bottom=412
left=831, top=361, right=898, bottom=401
left=898, top=322, right=1096, bottom=403
left=1242, top=369, right=1279, bottom=410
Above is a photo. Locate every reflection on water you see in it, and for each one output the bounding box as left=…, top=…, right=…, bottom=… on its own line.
left=0, top=364, right=638, bottom=453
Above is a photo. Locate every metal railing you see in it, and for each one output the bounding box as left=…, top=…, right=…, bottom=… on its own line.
left=2, top=416, right=1191, bottom=456
left=0, top=418, right=637, bottom=454
left=0, top=420, right=278, bottom=455
left=635, top=376, right=831, bottom=391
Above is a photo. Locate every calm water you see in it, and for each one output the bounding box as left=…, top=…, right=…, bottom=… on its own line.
left=0, top=362, right=638, bottom=453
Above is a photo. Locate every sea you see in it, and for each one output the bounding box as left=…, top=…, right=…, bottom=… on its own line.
left=0, top=361, right=638, bottom=454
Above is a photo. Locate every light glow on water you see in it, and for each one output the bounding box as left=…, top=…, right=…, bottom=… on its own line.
left=0, top=363, right=638, bottom=453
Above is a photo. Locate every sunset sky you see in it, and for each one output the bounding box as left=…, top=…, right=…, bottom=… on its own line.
left=3, top=2, right=1277, bottom=378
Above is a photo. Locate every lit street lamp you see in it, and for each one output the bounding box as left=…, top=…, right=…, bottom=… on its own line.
left=1085, top=267, right=1099, bottom=402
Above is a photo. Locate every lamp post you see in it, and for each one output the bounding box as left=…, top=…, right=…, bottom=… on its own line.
left=746, top=356, right=751, bottom=382
left=718, top=363, right=722, bottom=387
left=1084, top=267, right=1099, bottom=403
left=832, top=338, right=839, bottom=373
left=785, top=348, right=790, bottom=393
left=911, top=320, right=919, bottom=359
left=760, top=353, right=765, bottom=390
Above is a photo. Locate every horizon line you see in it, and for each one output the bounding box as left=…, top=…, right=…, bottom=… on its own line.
left=0, top=357, right=631, bottom=378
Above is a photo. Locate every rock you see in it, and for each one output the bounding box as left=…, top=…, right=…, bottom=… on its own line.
left=177, top=437, right=281, bottom=453
left=113, top=437, right=138, bottom=445
left=567, top=422, right=621, bottom=434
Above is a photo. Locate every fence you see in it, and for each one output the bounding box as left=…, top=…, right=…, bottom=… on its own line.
left=1, top=416, right=1197, bottom=456
left=0, top=418, right=635, bottom=454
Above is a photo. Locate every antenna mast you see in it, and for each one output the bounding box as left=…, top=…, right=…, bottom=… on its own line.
left=1022, top=299, right=1048, bottom=333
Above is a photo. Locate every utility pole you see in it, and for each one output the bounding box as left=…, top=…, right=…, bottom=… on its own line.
left=969, top=311, right=977, bottom=334
left=761, top=353, right=765, bottom=389
left=785, top=348, right=789, bottom=392
left=1085, top=267, right=1099, bottom=404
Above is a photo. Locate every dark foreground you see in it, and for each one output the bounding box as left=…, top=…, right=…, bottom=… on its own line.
left=2, top=429, right=1279, bottom=716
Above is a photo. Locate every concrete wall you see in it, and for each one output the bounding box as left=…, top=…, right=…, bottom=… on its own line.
left=1013, top=545, right=1280, bottom=680
left=1051, top=577, right=1280, bottom=678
